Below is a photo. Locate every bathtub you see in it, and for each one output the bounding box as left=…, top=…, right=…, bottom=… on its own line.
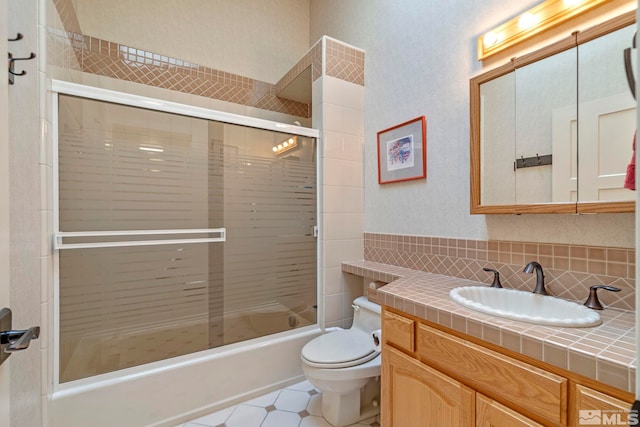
left=50, top=325, right=322, bottom=427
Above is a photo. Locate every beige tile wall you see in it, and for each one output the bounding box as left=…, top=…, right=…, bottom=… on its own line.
left=364, top=232, right=635, bottom=310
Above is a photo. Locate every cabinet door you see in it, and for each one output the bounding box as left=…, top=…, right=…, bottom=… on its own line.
left=571, top=384, right=632, bottom=427
left=476, top=394, right=544, bottom=427
left=382, top=345, right=474, bottom=427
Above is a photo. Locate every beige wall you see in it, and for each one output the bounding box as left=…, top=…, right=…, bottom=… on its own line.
left=8, top=0, right=44, bottom=426
left=74, top=0, right=311, bottom=84
left=310, top=0, right=637, bottom=248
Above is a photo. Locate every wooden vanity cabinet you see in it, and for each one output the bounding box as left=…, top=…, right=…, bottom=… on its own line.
left=476, top=394, right=544, bottom=427
left=381, top=307, right=633, bottom=427
left=382, top=345, right=474, bottom=426
left=570, top=385, right=633, bottom=427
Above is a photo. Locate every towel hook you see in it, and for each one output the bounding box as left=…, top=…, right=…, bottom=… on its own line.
left=8, top=33, right=23, bottom=42
left=8, top=52, right=36, bottom=85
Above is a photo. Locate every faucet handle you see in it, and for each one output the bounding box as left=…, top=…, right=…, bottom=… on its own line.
left=583, top=285, right=621, bottom=310
left=482, top=267, right=503, bottom=288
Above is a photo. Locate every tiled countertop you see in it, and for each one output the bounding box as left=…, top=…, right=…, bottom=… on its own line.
left=342, top=260, right=636, bottom=394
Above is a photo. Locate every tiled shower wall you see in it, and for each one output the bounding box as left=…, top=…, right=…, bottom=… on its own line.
left=364, top=233, right=635, bottom=311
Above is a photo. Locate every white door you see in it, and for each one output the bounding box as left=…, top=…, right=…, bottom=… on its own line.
left=578, top=93, right=636, bottom=202
left=0, top=0, right=12, bottom=423
left=551, top=104, right=578, bottom=202
left=553, top=94, right=636, bottom=203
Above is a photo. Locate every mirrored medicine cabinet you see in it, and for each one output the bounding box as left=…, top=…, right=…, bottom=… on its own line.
left=470, top=11, right=637, bottom=214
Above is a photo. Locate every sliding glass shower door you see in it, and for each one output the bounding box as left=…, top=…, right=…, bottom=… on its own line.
left=56, top=95, right=317, bottom=383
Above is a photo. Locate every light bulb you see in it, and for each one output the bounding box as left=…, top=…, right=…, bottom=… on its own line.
left=483, top=32, right=498, bottom=48
left=518, top=12, right=539, bottom=30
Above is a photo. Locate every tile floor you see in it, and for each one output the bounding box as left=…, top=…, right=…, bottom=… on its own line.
left=174, top=380, right=380, bottom=427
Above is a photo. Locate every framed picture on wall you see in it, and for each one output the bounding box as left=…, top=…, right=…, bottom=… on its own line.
left=377, top=116, right=427, bottom=184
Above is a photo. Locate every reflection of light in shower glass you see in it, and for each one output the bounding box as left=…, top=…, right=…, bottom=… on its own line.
left=139, top=145, right=164, bottom=153
left=273, top=136, right=298, bottom=155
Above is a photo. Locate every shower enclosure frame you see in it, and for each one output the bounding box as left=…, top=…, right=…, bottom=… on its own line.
left=49, top=80, right=322, bottom=423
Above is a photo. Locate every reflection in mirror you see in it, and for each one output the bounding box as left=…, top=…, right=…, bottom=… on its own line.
left=480, top=72, right=515, bottom=205
left=516, top=48, right=577, bottom=204
left=471, top=11, right=636, bottom=214
left=577, top=24, right=636, bottom=204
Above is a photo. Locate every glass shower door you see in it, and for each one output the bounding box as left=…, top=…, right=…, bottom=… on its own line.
left=55, top=94, right=317, bottom=383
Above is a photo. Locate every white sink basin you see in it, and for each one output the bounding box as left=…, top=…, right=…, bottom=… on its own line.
left=449, top=286, right=601, bottom=327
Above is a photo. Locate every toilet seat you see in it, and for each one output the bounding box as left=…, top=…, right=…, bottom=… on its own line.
left=301, top=330, right=379, bottom=368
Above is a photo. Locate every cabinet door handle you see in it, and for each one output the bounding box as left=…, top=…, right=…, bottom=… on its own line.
left=1, top=326, right=40, bottom=352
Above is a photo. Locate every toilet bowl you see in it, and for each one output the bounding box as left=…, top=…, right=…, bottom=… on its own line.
left=301, top=296, right=381, bottom=427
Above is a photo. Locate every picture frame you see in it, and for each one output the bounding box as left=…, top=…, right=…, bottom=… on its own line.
left=377, top=116, right=427, bottom=184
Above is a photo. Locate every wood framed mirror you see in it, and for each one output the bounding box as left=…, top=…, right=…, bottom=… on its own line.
left=470, top=11, right=636, bottom=214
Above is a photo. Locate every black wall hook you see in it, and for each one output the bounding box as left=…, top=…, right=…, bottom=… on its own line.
left=7, top=33, right=35, bottom=85
left=8, top=33, right=23, bottom=42
left=8, top=52, right=36, bottom=85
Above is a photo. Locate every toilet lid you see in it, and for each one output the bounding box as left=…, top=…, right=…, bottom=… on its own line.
left=301, top=330, right=378, bottom=368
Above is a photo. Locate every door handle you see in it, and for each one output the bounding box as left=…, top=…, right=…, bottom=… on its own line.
left=0, top=307, right=40, bottom=365
left=1, top=326, right=40, bottom=352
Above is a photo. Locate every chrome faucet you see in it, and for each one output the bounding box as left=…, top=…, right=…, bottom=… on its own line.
left=523, top=261, right=548, bottom=295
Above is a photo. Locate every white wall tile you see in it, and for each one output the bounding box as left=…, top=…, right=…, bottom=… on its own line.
left=342, top=133, right=363, bottom=163
left=40, top=210, right=52, bottom=257
left=322, top=103, right=342, bottom=133
left=40, top=255, right=51, bottom=303
left=341, top=106, right=363, bottom=137
left=322, top=158, right=342, bottom=186
left=321, top=240, right=343, bottom=269
left=39, top=164, right=51, bottom=211
left=323, top=77, right=343, bottom=108
left=324, top=293, right=343, bottom=322
left=341, top=160, right=363, bottom=188
left=342, top=187, right=363, bottom=214
left=322, top=213, right=342, bottom=240
left=342, top=81, right=364, bottom=112
left=322, top=130, right=343, bottom=159
left=342, top=213, right=364, bottom=240
left=323, top=267, right=343, bottom=295
left=322, top=185, right=342, bottom=213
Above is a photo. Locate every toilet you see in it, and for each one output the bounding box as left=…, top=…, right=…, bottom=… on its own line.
left=301, top=296, right=381, bottom=427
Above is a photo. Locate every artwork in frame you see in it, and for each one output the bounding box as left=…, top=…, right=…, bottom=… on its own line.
left=377, top=116, right=426, bottom=184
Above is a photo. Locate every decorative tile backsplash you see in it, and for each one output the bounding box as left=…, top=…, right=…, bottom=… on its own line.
left=364, top=233, right=635, bottom=311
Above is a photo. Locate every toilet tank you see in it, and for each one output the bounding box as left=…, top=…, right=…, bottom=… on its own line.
left=352, top=296, right=381, bottom=333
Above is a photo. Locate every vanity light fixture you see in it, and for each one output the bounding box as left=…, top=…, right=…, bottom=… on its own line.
left=272, top=136, right=298, bottom=155
left=477, top=0, right=612, bottom=60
